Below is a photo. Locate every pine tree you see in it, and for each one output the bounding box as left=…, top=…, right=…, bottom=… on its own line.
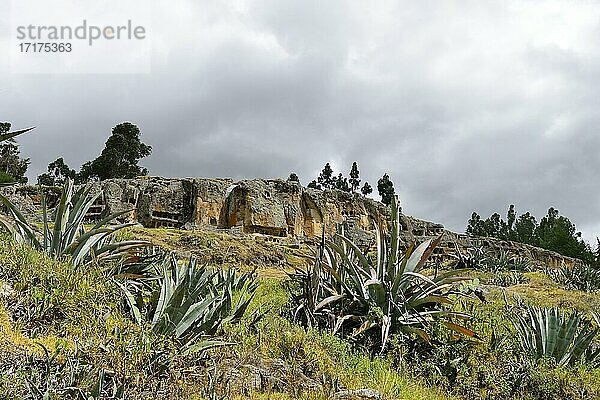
left=377, top=173, right=395, bottom=205
left=349, top=162, right=361, bottom=192
left=317, top=163, right=335, bottom=189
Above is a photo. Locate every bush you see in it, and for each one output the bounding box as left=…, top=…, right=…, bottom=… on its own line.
left=288, top=196, right=475, bottom=353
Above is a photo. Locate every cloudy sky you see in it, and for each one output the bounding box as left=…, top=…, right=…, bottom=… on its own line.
left=2, top=0, right=600, bottom=241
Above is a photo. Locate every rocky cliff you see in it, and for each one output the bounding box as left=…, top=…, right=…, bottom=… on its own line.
left=0, top=177, right=580, bottom=269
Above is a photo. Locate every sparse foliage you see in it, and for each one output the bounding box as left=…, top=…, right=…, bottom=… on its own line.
left=349, top=162, right=360, bottom=192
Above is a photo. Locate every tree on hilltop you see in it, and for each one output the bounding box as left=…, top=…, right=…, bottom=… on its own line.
left=38, top=158, right=76, bottom=186
left=77, top=122, right=152, bottom=183
left=349, top=162, right=361, bottom=192
left=334, top=173, right=350, bottom=192
left=377, top=173, right=395, bottom=205
left=317, top=163, right=335, bottom=189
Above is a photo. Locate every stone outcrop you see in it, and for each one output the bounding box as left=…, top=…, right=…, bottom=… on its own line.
left=78, top=177, right=387, bottom=242
left=0, top=177, right=582, bottom=268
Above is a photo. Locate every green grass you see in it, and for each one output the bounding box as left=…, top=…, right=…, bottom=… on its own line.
left=0, top=228, right=599, bottom=399
left=0, top=234, right=451, bottom=399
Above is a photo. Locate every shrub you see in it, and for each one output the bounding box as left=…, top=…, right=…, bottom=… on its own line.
left=118, top=253, right=258, bottom=349
left=549, top=263, right=600, bottom=292
left=289, top=196, right=475, bottom=353
left=512, top=306, right=599, bottom=367
left=0, top=178, right=148, bottom=268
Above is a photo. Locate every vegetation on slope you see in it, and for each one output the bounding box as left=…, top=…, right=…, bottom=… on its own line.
left=0, top=182, right=599, bottom=399
left=0, top=235, right=454, bottom=399
left=467, top=205, right=597, bottom=264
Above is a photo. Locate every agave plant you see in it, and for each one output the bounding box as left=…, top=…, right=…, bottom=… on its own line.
left=550, top=263, right=600, bottom=292
left=0, top=178, right=148, bottom=267
left=453, top=246, right=488, bottom=269
left=119, top=253, right=258, bottom=347
left=489, top=271, right=527, bottom=287
left=512, top=306, right=600, bottom=367
left=290, top=196, right=475, bottom=353
left=484, top=250, right=532, bottom=273
left=485, top=250, right=513, bottom=272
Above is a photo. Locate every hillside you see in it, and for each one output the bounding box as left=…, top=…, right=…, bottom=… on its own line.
left=0, top=222, right=599, bottom=399
left=0, top=180, right=599, bottom=399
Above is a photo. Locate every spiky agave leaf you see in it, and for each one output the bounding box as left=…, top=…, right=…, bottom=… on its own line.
left=0, top=178, right=149, bottom=268
left=0, top=126, right=35, bottom=142
left=512, top=306, right=599, bottom=366
left=290, top=195, right=473, bottom=353
left=119, top=252, right=258, bottom=346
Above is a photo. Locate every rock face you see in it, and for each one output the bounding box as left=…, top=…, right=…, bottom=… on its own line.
left=78, top=177, right=388, bottom=242
left=0, top=177, right=581, bottom=268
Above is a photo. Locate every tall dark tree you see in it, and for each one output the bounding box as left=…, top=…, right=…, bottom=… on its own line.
left=507, top=205, right=516, bottom=231
left=483, top=213, right=506, bottom=239
left=77, top=122, right=152, bottom=183
left=513, top=212, right=537, bottom=245
left=317, top=163, right=335, bottom=189
left=349, top=162, right=361, bottom=192
left=466, top=212, right=487, bottom=237
left=38, top=158, right=76, bottom=186
left=0, top=123, right=30, bottom=184
left=377, top=173, right=395, bottom=205
left=361, top=182, right=373, bottom=196
left=536, top=207, right=591, bottom=262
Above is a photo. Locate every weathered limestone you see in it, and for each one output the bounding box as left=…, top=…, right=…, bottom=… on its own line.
left=0, top=177, right=582, bottom=268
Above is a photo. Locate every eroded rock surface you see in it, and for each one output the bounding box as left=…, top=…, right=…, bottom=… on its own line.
left=0, top=177, right=581, bottom=268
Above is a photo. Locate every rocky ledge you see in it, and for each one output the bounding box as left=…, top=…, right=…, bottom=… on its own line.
left=0, top=176, right=581, bottom=268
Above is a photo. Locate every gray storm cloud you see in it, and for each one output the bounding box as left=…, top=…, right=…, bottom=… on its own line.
left=1, top=0, right=600, bottom=241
